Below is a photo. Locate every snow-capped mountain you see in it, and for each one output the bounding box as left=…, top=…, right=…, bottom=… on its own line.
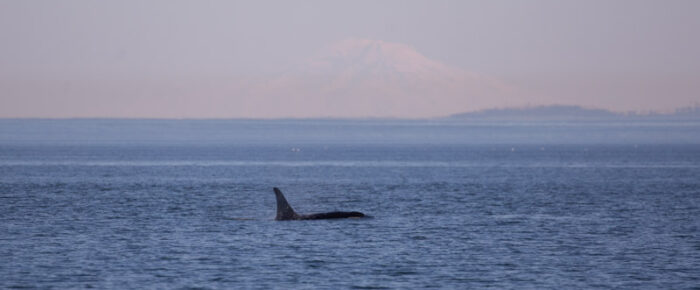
left=243, top=38, right=514, bottom=118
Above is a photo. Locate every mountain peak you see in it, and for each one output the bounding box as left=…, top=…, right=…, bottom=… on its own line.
left=306, top=38, right=460, bottom=77
left=245, top=39, right=514, bottom=118
left=321, top=38, right=422, bottom=60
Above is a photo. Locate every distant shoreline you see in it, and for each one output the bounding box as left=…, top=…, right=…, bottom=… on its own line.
left=447, top=105, right=700, bottom=122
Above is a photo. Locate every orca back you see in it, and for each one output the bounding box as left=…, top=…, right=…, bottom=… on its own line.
left=301, top=211, right=365, bottom=220
left=273, top=187, right=366, bottom=220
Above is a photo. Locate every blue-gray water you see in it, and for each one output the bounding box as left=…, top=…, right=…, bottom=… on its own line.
left=1, top=119, right=699, bottom=289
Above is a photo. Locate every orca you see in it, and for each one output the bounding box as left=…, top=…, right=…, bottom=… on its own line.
left=273, top=187, right=366, bottom=220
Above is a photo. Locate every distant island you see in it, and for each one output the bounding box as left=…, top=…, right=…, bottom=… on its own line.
left=446, top=105, right=700, bottom=121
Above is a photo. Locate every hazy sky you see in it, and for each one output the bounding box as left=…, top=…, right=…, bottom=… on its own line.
left=1, top=0, right=699, bottom=118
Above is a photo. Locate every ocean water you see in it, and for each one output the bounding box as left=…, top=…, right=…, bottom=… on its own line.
left=1, top=119, right=699, bottom=289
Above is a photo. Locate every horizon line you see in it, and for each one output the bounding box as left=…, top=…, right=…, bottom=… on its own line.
left=2, top=104, right=699, bottom=120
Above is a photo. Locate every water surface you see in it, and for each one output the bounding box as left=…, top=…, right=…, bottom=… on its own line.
left=1, top=120, right=699, bottom=288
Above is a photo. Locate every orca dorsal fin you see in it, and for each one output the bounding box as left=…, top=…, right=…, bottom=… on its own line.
left=274, top=187, right=299, bottom=220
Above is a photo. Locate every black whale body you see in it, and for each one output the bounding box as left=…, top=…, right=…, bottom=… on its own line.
left=274, top=187, right=366, bottom=220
